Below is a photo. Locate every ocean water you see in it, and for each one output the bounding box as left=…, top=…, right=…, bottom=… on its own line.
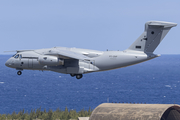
left=0, top=55, right=180, bottom=114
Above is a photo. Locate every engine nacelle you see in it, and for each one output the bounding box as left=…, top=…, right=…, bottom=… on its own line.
left=39, top=55, right=64, bottom=66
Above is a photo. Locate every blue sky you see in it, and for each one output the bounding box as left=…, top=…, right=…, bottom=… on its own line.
left=1, top=0, right=180, bottom=54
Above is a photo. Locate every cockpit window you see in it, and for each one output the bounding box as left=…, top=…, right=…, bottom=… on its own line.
left=19, top=54, right=22, bottom=59
left=12, top=54, right=16, bottom=57
left=14, top=54, right=19, bottom=59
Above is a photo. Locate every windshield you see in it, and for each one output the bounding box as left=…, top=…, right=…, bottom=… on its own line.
left=14, top=54, right=19, bottom=58
left=12, top=54, right=16, bottom=57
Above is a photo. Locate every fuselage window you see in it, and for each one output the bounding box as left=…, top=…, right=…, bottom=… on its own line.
left=14, top=54, right=19, bottom=59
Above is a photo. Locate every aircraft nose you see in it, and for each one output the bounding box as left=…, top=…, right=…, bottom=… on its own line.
left=5, top=59, right=11, bottom=67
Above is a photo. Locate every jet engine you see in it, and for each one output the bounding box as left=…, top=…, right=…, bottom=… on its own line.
left=38, top=55, right=64, bottom=66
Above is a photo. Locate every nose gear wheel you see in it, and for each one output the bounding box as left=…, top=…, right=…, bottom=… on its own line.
left=17, top=71, right=22, bottom=75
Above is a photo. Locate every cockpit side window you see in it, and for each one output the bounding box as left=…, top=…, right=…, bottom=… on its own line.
left=19, top=54, right=22, bottom=59
left=14, top=54, right=19, bottom=59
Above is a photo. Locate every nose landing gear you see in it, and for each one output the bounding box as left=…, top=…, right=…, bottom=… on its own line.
left=76, top=74, right=83, bottom=79
left=17, top=71, right=22, bottom=75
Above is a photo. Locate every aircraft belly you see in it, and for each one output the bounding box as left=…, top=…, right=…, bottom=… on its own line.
left=48, top=67, right=67, bottom=74
left=66, top=67, right=84, bottom=74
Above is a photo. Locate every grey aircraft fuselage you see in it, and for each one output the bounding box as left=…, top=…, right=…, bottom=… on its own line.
left=5, top=21, right=177, bottom=79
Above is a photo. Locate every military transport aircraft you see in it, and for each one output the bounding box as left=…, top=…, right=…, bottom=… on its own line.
left=5, top=21, right=177, bottom=79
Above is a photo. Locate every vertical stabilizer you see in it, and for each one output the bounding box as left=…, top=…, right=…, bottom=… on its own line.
left=127, top=21, right=177, bottom=53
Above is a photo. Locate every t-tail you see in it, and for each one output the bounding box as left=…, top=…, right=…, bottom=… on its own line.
left=127, top=21, right=177, bottom=54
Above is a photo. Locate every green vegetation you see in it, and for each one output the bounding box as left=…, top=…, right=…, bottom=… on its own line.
left=0, top=107, right=93, bottom=120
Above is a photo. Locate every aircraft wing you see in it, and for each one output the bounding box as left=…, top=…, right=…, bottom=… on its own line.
left=4, top=50, right=33, bottom=53
left=44, top=49, right=90, bottom=60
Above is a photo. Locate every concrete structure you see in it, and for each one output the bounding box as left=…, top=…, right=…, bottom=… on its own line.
left=89, top=103, right=180, bottom=120
left=78, top=117, right=89, bottom=120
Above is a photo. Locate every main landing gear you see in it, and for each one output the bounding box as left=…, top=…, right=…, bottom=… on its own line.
left=17, top=71, right=22, bottom=75
left=70, top=74, right=83, bottom=79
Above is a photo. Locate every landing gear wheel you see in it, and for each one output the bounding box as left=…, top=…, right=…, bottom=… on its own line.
left=70, top=74, right=75, bottom=77
left=76, top=74, right=83, bottom=79
left=17, top=71, right=22, bottom=75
